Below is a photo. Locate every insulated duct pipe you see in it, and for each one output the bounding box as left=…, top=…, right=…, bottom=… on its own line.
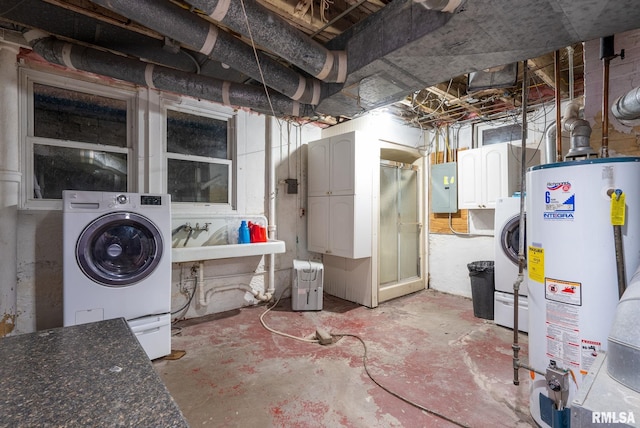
left=185, top=0, right=347, bottom=83
left=26, top=33, right=314, bottom=118
left=89, top=0, right=322, bottom=106
left=413, top=0, right=462, bottom=13
left=611, top=86, right=640, bottom=126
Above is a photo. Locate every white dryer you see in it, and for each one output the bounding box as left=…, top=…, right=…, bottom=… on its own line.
left=494, top=196, right=529, bottom=332
left=63, top=191, right=172, bottom=359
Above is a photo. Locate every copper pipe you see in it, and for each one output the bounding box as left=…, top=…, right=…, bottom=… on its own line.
left=602, top=57, right=611, bottom=158
left=554, top=50, right=562, bottom=161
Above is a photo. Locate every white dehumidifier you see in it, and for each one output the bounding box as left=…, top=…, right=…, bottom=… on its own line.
left=292, top=260, right=323, bottom=311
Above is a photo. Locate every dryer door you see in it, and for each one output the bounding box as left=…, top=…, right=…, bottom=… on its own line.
left=76, top=212, right=164, bottom=287
left=500, top=214, right=526, bottom=266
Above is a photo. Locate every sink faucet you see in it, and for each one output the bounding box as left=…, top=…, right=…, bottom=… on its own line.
left=172, top=222, right=192, bottom=237
left=194, top=222, right=210, bottom=232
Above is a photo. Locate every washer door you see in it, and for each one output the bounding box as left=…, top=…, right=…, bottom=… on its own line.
left=76, top=212, right=164, bottom=287
left=500, top=215, right=526, bottom=266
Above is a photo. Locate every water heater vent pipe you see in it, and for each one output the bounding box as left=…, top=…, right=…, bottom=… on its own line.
left=562, top=101, right=596, bottom=160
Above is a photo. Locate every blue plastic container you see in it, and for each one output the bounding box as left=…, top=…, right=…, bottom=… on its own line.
left=238, top=220, right=250, bottom=244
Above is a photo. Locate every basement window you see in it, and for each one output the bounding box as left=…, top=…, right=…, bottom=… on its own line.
left=165, top=107, right=234, bottom=205
left=21, top=70, right=135, bottom=207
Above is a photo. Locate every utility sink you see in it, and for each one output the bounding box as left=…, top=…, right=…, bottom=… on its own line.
left=171, top=240, right=285, bottom=263
left=170, top=215, right=285, bottom=263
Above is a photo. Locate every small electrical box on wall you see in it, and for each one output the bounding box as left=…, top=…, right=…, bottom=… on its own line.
left=285, top=178, right=298, bottom=194
left=431, top=162, right=458, bottom=213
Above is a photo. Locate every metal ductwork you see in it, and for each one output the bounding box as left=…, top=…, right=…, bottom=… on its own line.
left=25, top=32, right=314, bottom=118
left=562, top=101, right=597, bottom=160
left=184, top=0, right=347, bottom=84
left=607, top=264, right=640, bottom=393
left=0, top=0, right=216, bottom=76
left=5, top=0, right=640, bottom=122
left=611, top=86, right=640, bottom=126
left=544, top=122, right=557, bottom=164
left=89, top=0, right=322, bottom=106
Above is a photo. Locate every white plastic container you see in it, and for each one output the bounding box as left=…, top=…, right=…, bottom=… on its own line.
left=292, top=260, right=323, bottom=311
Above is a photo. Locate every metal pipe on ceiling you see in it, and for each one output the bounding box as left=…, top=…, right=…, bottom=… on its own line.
left=89, top=0, right=323, bottom=106
left=185, top=0, right=347, bottom=83
left=25, top=32, right=315, bottom=118
left=611, top=86, right=640, bottom=125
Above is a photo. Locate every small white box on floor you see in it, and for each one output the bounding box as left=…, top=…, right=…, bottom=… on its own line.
left=292, top=260, right=323, bottom=311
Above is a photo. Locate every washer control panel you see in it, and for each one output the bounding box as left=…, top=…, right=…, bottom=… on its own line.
left=140, top=195, right=163, bottom=206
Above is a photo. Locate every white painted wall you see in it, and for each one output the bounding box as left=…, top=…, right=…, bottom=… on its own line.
left=428, top=234, right=494, bottom=298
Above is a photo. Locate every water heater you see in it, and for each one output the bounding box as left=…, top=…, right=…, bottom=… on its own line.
left=526, top=157, right=640, bottom=427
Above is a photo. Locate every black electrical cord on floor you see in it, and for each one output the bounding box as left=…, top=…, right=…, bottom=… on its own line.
left=333, top=333, right=471, bottom=428
left=258, top=288, right=470, bottom=426
left=171, top=278, right=197, bottom=316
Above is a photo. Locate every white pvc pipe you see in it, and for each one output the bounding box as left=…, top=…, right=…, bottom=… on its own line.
left=197, top=261, right=206, bottom=306
left=202, top=284, right=255, bottom=304
left=0, top=43, right=20, bottom=337
left=265, top=117, right=277, bottom=300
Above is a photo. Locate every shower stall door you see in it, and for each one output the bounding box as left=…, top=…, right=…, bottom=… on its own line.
left=379, top=161, right=424, bottom=302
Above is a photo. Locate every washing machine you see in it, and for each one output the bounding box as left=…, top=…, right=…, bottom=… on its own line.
left=494, top=196, right=529, bottom=332
left=63, top=190, right=172, bottom=360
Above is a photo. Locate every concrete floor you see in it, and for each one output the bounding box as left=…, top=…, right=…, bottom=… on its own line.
left=155, top=289, right=534, bottom=427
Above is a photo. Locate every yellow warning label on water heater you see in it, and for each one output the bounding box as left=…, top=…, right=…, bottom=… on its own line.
left=611, top=192, right=626, bottom=226
left=528, top=246, right=544, bottom=283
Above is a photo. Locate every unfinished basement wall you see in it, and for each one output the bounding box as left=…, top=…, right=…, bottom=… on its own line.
left=427, top=110, right=554, bottom=298
left=584, top=28, right=640, bottom=155
left=10, top=59, right=322, bottom=333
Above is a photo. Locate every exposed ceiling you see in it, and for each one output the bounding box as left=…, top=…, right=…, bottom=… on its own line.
left=0, top=1, right=637, bottom=129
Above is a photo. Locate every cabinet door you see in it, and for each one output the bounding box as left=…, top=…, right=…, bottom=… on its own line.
left=307, top=196, right=330, bottom=253
left=457, top=149, right=482, bottom=209
left=482, top=144, right=508, bottom=208
left=329, top=195, right=355, bottom=257
left=329, top=134, right=356, bottom=195
left=308, top=139, right=331, bottom=197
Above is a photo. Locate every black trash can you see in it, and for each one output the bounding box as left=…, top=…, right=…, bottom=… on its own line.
left=467, top=261, right=495, bottom=320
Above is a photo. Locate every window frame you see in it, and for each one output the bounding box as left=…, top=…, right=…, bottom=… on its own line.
left=160, top=96, right=237, bottom=213
left=19, top=68, right=138, bottom=210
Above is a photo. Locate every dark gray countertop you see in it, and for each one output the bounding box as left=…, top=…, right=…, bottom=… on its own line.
left=0, top=318, right=189, bottom=427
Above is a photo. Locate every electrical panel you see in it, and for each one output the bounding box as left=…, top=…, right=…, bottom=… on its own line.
left=431, top=162, right=458, bottom=213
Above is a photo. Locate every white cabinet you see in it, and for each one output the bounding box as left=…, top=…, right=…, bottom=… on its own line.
left=307, top=131, right=374, bottom=258
left=458, top=143, right=539, bottom=209
left=308, top=132, right=371, bottom=197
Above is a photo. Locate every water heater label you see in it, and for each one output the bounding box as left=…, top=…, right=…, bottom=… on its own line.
left=528, top=246, right=544, bottom=283
left=580, top=339, right=602, bottom=375
left=543, top=181, right=575, bottom=220
left=545, top=277, right=582, bottom=306
left=545, top=301, right=580, bottom=369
